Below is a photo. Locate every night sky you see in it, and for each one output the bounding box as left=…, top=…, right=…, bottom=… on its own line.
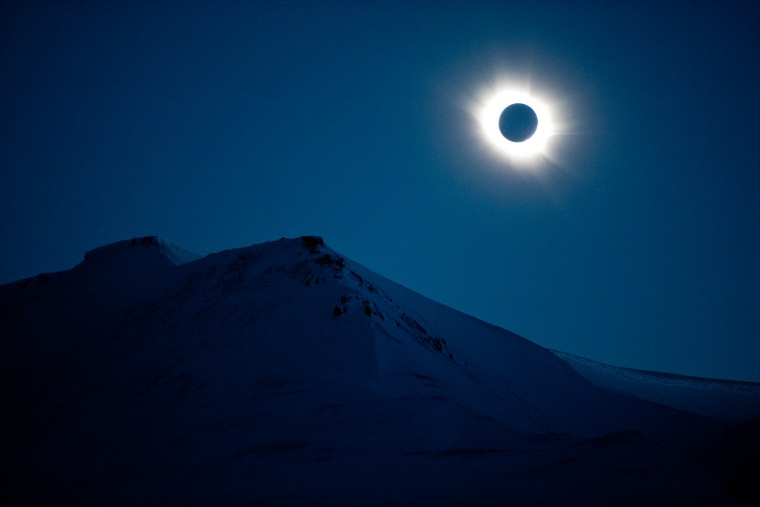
left=2, top=1, right=759, bottom=381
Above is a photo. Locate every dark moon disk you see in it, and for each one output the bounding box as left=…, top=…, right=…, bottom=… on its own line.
left=498, top=103, right=538, bottom=142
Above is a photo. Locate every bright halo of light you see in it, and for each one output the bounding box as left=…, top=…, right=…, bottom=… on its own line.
left=472, top=83, right=557, bottom=168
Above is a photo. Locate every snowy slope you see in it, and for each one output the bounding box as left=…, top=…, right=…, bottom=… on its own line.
left=1, top=236, right=755, bottom=505
left=552, top=350, right=760, bottom=423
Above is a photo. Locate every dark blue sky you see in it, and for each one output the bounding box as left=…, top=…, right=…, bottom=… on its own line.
left=2, top=1, right=759, bottom=381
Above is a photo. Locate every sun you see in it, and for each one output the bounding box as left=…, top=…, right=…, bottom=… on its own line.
left=471, top=81, right=558, bottom=169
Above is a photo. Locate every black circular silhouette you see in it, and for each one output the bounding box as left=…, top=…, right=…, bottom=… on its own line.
left=498, top=103, right=538, bottom=142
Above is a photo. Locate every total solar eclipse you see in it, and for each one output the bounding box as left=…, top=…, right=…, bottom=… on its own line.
left=498, top=103, right=538, bottom=142
left=471, top=81, right=557, bottom=166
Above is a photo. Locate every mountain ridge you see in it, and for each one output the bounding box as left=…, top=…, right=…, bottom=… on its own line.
left=552, top=349, right=760, bottom=423
left=2, top=235, right=757, bottom=505
left=81, top=235, right=202, bottom=267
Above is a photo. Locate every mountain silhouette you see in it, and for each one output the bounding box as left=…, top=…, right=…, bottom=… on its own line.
left=2, top=236, right=758, bottom=505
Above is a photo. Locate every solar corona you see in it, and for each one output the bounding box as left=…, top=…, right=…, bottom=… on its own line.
left=471, top=80, right=558, bottom=168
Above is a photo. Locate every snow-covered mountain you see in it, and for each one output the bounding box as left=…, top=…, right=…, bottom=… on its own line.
left=1, top=236, right=758, bottom=505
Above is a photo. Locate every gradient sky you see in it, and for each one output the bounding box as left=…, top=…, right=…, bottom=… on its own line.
left=2, top=1, right=759, bottom=381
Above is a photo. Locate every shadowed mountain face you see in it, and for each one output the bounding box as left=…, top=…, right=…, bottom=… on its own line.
left=1, top=236, right=757, bottom=505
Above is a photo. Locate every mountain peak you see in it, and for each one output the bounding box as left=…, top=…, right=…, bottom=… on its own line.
left=300, top=235, right=325, bottom=253
left=81, top=236, right=201, bottom=270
